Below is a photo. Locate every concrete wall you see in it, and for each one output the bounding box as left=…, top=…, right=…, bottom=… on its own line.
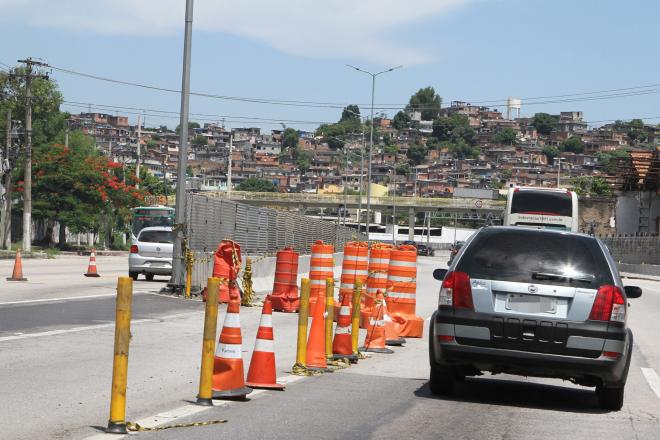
left=578, top=197, right=616, bottom=235
left=616, top=191, right=660, bottom=235
left=600, top=235, right=660, bottom=265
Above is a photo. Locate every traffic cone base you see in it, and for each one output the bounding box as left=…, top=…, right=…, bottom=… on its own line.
left=212, top=386, right=253, bottom=399
left=7, top=249, right=27, bottom=281
left=392, top=315, right=425, bottom=338
left=386, top=337, right=405, bottom=346
left=360, top=346, right=394, bottom=354
left=332, top=353, right=358, bottom=362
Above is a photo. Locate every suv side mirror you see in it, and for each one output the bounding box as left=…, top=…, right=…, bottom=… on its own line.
left=433, top=268, right=448, bottom=281
left=624, top=286, right=642, bottom=299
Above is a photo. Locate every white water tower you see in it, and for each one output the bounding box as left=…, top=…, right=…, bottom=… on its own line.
left=506, top=98, right=522, bottom=120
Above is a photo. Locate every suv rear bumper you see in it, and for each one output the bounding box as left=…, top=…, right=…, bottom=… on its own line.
left=430, top=310, right=632, bottom=387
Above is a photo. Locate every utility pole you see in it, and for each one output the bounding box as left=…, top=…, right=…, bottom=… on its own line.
left=1, top=110, right=11, bottom=249
left=227, top=132, right=233, bottom=198
left=171, top=0, right=194, bottom=290
left=17, top=58, right=48, bottom=252
left=135, top=115, right=141, bottom=189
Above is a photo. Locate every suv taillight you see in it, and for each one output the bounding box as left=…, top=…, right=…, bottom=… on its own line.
left=589, top=285, right=625, bottom=322
left=130, top=245, right=138, bottom=254
left=439, top=271, right=473, bottom=310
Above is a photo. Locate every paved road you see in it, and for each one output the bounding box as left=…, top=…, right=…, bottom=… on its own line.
left=0, top=255, right=659, bottom=440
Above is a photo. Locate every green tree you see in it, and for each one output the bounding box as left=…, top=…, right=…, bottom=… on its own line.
left=395, top=162, right=410, bottom=176
left=532, top=113, right=558, bottom=136
left=626, top=119, right=647, bottom=144
left=392, top=111, right=412, bottom=130
left=295, top=150, right=313, bottom=174
left=406, top=144, right=428, bottom=165
left=316, top=123, right=346, bottom=149
left=282, top=127, right=299, bottom=151
left=542, top=145, right=560, bottom=162
left=340, top=105, right=361, bottom=123
left=597, top=149, right=630, bottom=173
left=444, top=140, right=480, bottom=159
left=175, top=121, right=200, bottom=134
left=493, top=128, right=517, bottom=145
left=572, top=176, right=612, bottom=197
left=432, top=114, right=476, bottom=145
left=405, top=87, right=442, bottom=121
left=192, top=135, right=208, bottom=146
left=562, top=136, right=585, bottom=153
left=237, top=178, right=276, bottom=192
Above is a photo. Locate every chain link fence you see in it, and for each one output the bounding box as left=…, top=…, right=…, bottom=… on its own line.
left=185, top=192, right=365, bottom=254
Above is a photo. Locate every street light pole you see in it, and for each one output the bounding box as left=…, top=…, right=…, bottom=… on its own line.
left=554, top=157, right=565, bottom=188
left=346, top=64, right=402, bottom=242
left=171, top=0, right=194, bottom=290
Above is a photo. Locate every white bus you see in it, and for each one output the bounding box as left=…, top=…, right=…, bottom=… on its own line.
left=503, top=187, right=579, bottom=232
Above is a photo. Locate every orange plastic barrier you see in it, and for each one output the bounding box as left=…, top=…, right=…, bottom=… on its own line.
left=212, top=240, right=242, bottom=303
left=387, top=245, right=423, bottom=338
left=362, top=243, right=394, bottom=328
left=360, top=291, right=393, bottom=354
left=309, top=240, right=334, bottom=308
left=337, top=241, right=369, bottom=316
left=246, top=295, right=284, bottom=390
left=270, top=247, right=300, bottom=312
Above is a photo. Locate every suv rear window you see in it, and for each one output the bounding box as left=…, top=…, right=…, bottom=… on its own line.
left=138, top=230, right=174, bottom=244
left=456, top=229, right=613, bottom=288
left=511, top=191, right=572, bottom=216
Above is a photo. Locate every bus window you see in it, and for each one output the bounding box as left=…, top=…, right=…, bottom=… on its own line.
left=131, top=206, right=175, bottom=241
left=504, top=187, right=578, bottom=232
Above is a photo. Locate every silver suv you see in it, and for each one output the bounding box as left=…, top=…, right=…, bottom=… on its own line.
left=128, top=227, right=174, bottom=281
left=429, top=226, right=642, bottom=410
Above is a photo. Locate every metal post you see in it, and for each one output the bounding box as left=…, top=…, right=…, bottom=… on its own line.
left=350, top=279, right=363, bottom=357
left=453, top=212, right=457, bottom=245
left=22, top=66, right=33, bottom=253
left=227, top=133, right=232, bottom=198
left=1, top=110, right=11, bottom=249
left=293, top=278, right=311, bottom=371
left=357, top=133, right=364, bottom=234
left=135, top=115, right=141, bottom=189
left=324, top=277, right=335, bottom=361
left=171, top=0, right=194, bottom=290
left=426, top=212, right=431, bottom=248
left=408, top=207, right=415, bottom=242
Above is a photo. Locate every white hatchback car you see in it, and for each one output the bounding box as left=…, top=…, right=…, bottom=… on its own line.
left=128, top=227, right=174, bottom=281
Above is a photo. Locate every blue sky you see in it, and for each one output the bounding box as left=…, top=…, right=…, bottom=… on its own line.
left=0, top=0, right=658, bottom=131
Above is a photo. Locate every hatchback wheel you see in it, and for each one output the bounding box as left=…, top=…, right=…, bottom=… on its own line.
left=430, top=366, right=456, bottom=395
left=145, top=273, right=155, bottom=281
left=597, top=385, right=624, bottom=411
left=129, top=272, right=139, bottom=281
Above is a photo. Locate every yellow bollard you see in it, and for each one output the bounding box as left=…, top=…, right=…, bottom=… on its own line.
left=324, top=277, right=335, bottom=361
left=185, top=249, right=193, bottom=299
left=107, top=277, right=133, bottom=434
left=196, top=277, right=220, bottom=406
left=351, top=278, right=363, bottom=358
left=292, top=278, right=311, bottom=374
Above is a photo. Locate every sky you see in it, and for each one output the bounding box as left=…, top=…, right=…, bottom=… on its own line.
left=0, top=0, right=658, bottom=132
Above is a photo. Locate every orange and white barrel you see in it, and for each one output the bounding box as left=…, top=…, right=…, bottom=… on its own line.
left=270, top=247, right=300, bottom=312
left=387, top=245, right=423, bottom=338
left=338, top=241, right=369, bottom=310
left=212, top=240, right=242, bottom=303
left=309, top=240, right=334, bottom=309
left=361, top=243, right=394, bottom=328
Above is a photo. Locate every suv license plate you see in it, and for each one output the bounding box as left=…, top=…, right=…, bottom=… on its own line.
left=505, top=294, right=557, bottom=314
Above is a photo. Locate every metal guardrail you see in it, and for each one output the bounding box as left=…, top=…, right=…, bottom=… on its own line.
left=185, top=193, right=365, bottom=255
left=203, top=191, right=506, bottom=210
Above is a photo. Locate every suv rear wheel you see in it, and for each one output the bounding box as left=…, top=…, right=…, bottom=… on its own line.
left=430, top=366, right=457, bottom=395
left=129, top=271, right=139, bottom=281
left=597, top=385, right=624, bottom=411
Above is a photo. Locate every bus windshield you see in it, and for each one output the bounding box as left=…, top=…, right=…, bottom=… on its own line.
left=510, top=191, right=572, bottom=217
left=131, top=207, right=175, bottom=239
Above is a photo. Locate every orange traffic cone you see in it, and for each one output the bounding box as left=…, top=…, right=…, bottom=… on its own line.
left=6, top=249, right=27, bottom=282
left=84, top=249, right=100, bottom=277
left=383, top=292, right=405, bottom=346
left=305, top=289, right=329, bottom=371
left=212, top=291, right=252, bottom=399
left=360, top=291, right=393, bottom=354
left=332, top=292, right=357, bottom=362
left=246, top=296, right=284, bottom=390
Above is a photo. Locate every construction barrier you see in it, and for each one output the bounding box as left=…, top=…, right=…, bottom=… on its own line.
left=338, top=241, right=369, bottom=317
left=84, top=249, right=101, bottom=277
left=212, top=240, right=242, bottom=303
left=197, top=278, right=220, bottom=406
left=270, top=247, right=300, bottom=312
left=362, top=243, right=394, bottom=328
left=246, top=295, right=284, bottom=390
left=6, top=249, right=27, bottom=282
left=361, top=291, right=393, bottom=354
left=309, top=240, right=334, bottom=308
left=387, top=245, right=424, bottom=338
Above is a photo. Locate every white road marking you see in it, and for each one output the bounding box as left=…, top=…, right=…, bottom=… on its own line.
left=641, top=367, right=660, bottom=401
left=82, top=383, right=286, bottom=439
left=0, top=311, right=202, bottom=342
left=0, top=293, right=118, bottom=306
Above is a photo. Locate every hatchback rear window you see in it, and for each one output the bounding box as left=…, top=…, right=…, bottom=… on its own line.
left=511, top=191, right=572, bottom=216
left=457, top=229, right=613, bottom=288
left=138, top=230, right=174, bottom=244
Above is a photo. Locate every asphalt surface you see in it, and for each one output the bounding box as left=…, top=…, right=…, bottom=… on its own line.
left=0, top=255, right=659, bottom=440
